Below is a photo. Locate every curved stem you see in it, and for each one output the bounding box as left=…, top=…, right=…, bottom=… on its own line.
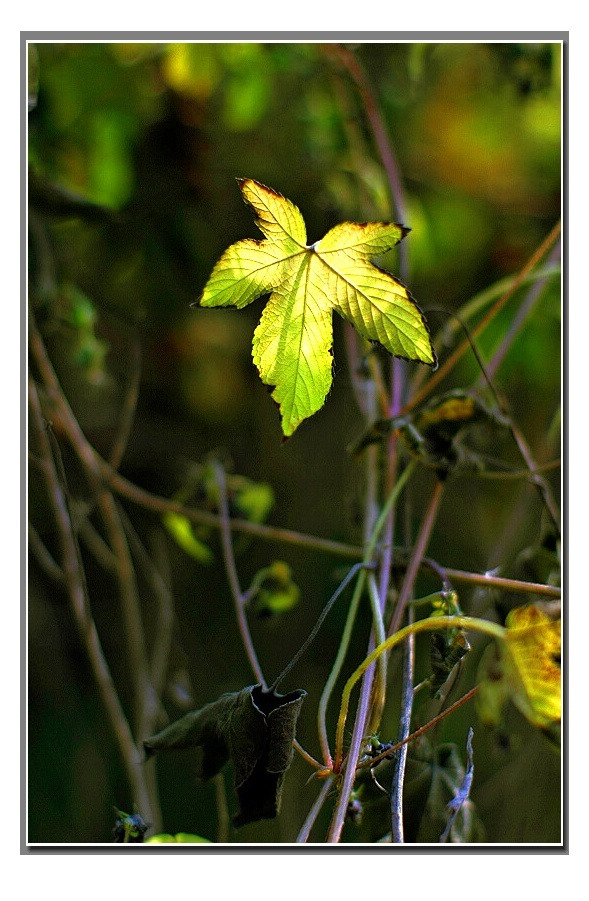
left=317, top=461, right=417, bottom=768
left=269, top=561, right=373, bottom=694
left=334, top=614, right=506, bottom=770
left=212, top=462, right=266, bottom=688
left=317, top=570, right=367, bottom=767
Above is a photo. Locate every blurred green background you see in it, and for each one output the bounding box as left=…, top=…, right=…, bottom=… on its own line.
left=28, top=41, right=561, bottom=844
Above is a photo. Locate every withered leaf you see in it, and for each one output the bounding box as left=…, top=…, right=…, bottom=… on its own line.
left=144, top=684, right=306, bottom=827
left=351, top=389, right=507, bottom=477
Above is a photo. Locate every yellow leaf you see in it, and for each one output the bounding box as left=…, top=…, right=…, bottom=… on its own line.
left=163, top=512, right=213, bottom=564
left=197, top=179, right=436, bottom=436
left=502, top=604, right=561, bottom=728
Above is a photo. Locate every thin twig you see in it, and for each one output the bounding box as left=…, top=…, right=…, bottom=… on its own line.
left=116, top=504, right=175, bottom=707
left=212, top=461, right=266, bottom=688
left=442, top=566, right=560, bottom=598
left=97, top=490, right=156, bottom=742
left=317, top=569, right=367, bottom=768
left=296, top=774, right=335, bottom=843
left=28, top=522, right=64, bottom=583
left=78, top=518, right=118, bottom=572
left=390, top=606, right=414, bottom=843
left=505, top=417, right=561, bottom=537
left=388, top=480, right=445, bottom=637
left=108, top=334, right=142, bottom=470
left=485, top=240, right=561, bottom=382
left=324, top=44, right=410, bottom=275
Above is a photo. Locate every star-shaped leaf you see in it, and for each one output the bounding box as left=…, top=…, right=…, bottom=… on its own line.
left=196, top=178, right=436, bottom=436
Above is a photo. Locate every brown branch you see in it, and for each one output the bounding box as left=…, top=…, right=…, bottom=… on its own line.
left=28, top=373, right=157, bottom=827
left=108, top=334, right=142, bottom=470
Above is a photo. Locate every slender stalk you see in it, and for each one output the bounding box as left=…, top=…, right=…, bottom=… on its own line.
left=317, top=570, right=367, bottom=767
left=28, top=522, right=64, bottom=583
left=442, top=566, right=560, bottom=598
left=505, top=418, right=561, bottom=537
left=485, top=240, right=561, bottom=382
left=108, top=335, right=142, bottom=470
left=325, top=464, right=416, bottom=842
left=269, top=562, right=373, bottom=695
left=116, top=504, right=175, bottom=704
left=324, top=44, right=410, bottom=273
left=212, top=462, right=266, bottom=688
left=326, top=655, right=376, bottom=842
left=365, top=572, right=388, bottom=737
left=388, top=479, right=445, bottom=637
left=390, top=606, right=414, bottom=843
left=318, top=462, right=417, bottom=770
left=409, top=262, right=560, bottom=400
left=296, top=774, right=335, bottom=843
left=98, top=490, right=155, bottom=742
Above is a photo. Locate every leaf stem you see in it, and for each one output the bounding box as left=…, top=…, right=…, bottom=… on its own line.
left=390, top=605, right=414, bottom=843
left=268, top=561, right=374, bottom=694
left=325, top=463, right=416, bottom=841
left=212, top=462, right=267, bottom=689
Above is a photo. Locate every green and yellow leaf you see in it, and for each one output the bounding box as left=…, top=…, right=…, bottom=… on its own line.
left=197, top=178, right=436, bottom=436
left=503, top=604, right=561, bottom=727
left=163, top=512, right=213, bottom=564
left=477, top=604, right=561, bottom=731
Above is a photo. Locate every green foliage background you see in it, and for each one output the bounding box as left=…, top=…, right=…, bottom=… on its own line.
left=28, top=41, right=561, bottom=843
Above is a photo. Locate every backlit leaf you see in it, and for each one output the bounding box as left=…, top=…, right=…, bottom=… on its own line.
left=477, top=604, right=561, bottom=731
left=196, top=178, right=436, bottom=436
left=248, top=560, right=300, bottom=617
left=503, top=604, right=561, bottom=728
left=163, top=512, right=214, bottom=564
left=144, top=684, right=306, bottom=827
